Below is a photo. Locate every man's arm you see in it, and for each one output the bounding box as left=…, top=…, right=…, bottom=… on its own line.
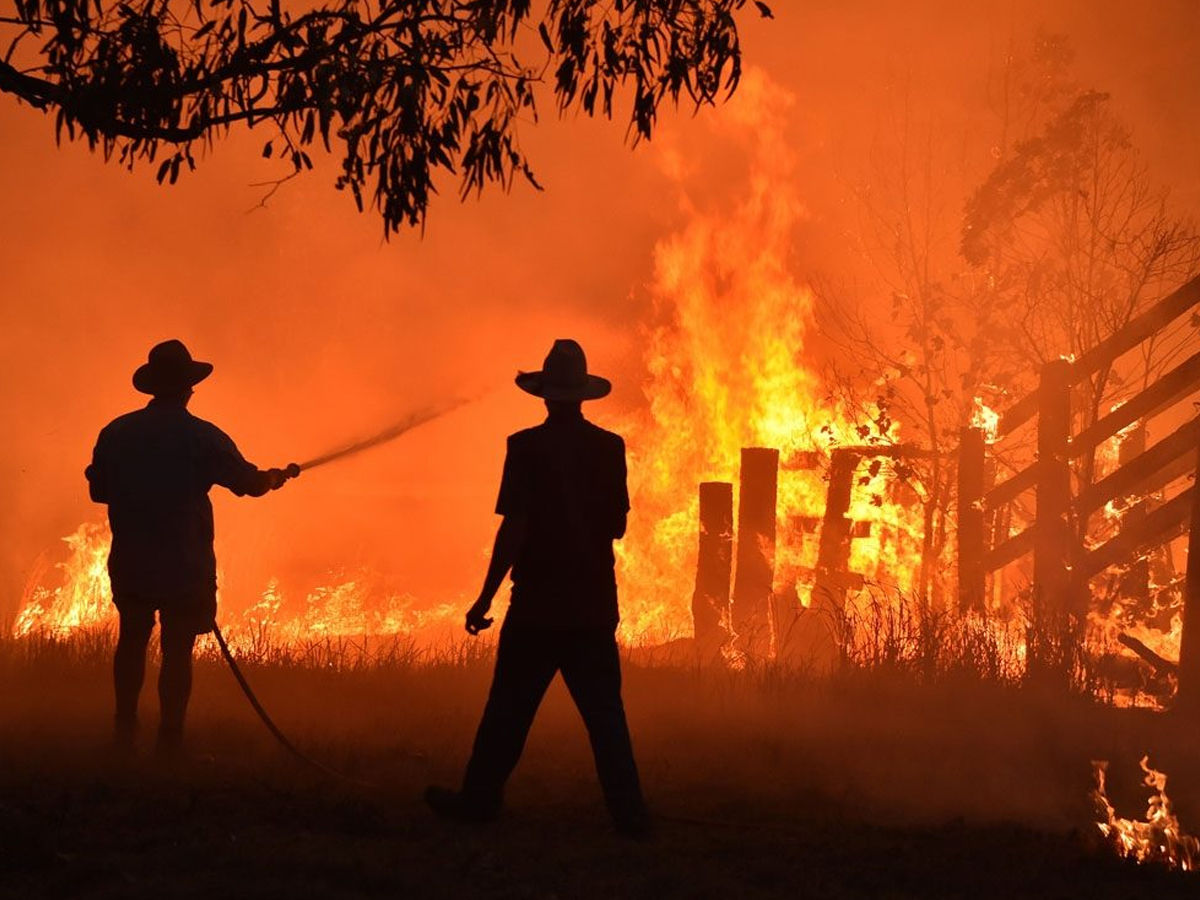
left=225, top=464, right=298, bottom=497
left=467, top=434, right=529, bottom=634
left=208, top=427, right=298, bottom=497
left=85, top=435, right=109, bottom=504
left=466, top=513, right=528, bottom=635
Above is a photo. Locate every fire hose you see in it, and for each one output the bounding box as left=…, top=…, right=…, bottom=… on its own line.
left=209, top=398, right=472, bottom=784
left=211, top=622, right=384, bottom=787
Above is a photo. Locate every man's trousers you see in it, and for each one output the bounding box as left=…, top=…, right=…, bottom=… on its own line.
left=462, top=622, right=646, bottom=823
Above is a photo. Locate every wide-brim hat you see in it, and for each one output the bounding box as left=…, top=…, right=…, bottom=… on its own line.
left=515, top=338, right=611, bottom=402
left=133, top=339, right=213, bottom=395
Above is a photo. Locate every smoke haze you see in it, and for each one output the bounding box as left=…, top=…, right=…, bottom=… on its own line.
left=2, top=0, right=1198, bottom=623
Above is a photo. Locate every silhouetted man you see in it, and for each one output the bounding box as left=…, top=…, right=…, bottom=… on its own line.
left=425, top=339, right=649, bottom=838
left=86, top=339, right=298, bottom=755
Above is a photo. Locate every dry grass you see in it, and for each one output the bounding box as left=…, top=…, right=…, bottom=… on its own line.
left=2, top=614, right=1198, bottom=897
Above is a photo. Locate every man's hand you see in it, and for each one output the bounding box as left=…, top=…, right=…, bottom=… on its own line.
left=266, top=463, right=302, bottom=490
left=465, top=599, right=494, bottom=636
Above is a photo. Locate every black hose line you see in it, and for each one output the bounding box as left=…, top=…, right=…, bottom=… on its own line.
left=211, top=623, right=379, bottom=788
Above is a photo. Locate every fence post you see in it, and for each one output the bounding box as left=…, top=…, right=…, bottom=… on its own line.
left=1031, top=358, right=1076, bottom=678
left=732, top=448, right=779, bottom=654
left=958, top=427, right=987, bottom=612
left=693, top=481, right=734, bottom=661
left=1116, top=423, right=1151, bottom=605
left=1178, top=448, right=1200, bottom=709
left=812, top=448, right=858, bottom=615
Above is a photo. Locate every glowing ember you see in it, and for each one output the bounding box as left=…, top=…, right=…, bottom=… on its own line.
left=1094, top=756, right=1200, bottom=871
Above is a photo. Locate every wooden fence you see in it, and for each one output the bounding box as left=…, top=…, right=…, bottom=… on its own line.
left=690, top=274, right=1200, bottom=695
left=957, top=274, right=1200, bottom=694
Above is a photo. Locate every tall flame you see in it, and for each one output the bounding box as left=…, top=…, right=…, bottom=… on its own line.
left=614, top=69, right=923, bottom=646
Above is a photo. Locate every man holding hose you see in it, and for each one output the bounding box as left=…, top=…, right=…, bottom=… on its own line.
left=425, top=338, right=650, bottom=838
left=86, top=339, right=299, bottom=756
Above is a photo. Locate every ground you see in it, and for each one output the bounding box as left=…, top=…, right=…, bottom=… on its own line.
left=2, top=642, right=1198, bottom=898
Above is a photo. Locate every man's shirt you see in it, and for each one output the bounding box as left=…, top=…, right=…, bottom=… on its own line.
left=496, top=410, right=629, bottom=630
left=85, top=399, right=274, bottom=599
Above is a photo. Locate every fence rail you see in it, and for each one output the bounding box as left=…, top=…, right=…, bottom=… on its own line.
left=957, top=273, right=1200, bottom=697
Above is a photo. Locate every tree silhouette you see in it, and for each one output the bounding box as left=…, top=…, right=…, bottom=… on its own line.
left=0, top=0, right=767, bottom=231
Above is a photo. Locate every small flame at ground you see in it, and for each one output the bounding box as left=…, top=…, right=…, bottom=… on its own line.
left=10, top=522, right=465, bottom=650
left=13, top=522, right=112, bottom=637
left=1094, top=756, right=1200, bottom=871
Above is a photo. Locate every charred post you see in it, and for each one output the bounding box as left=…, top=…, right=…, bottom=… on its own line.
left=693, top=480, right=734, bottom=659
left=812, top=448, right=858, bottom=615
left=732, top=447, right=779, bottom=652
left=1031, top=358, right=1077, bottom=677
left=957, top=427, right=987, bottom=612
left=1178, top=447, right=1200, bottom=709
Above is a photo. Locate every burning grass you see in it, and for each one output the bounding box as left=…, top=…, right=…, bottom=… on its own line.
left=1095, top=757, right=1200, bottom=872
left=10, top=520, right=1178, bottom=706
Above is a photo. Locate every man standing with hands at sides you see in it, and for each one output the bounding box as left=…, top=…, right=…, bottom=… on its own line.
left=86, top=339, right=300, bottom=757
left=425, top=339, right=650, bottom=838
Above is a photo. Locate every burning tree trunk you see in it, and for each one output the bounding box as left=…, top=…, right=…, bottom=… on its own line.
left=692, top=480, right=733, bottom=660
left=732, top=448, right=779, bottom=653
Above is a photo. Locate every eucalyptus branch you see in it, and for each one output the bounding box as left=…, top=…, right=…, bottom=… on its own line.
left=0, top=0, right=769, bottom=232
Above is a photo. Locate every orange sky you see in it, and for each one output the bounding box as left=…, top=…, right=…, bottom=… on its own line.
left=2, top=1, right=1198, bottom=623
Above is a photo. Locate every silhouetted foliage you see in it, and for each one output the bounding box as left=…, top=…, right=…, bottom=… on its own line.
left=962, top=90, right=1116, bottom=268
left=0, top=0, right=767, bottom=231
left=962, top=88, right=1200, bottom=392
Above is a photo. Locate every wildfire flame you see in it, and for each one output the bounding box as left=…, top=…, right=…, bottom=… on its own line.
left=13, top=522, right=113, bottom=637
left=11, top=522, right=463, bottom=649
left=612, top=69, right=925, bottom=648
left=970, top=397, right=1000, bottom=444
left=1094, top=756, right=1200, bottom=871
